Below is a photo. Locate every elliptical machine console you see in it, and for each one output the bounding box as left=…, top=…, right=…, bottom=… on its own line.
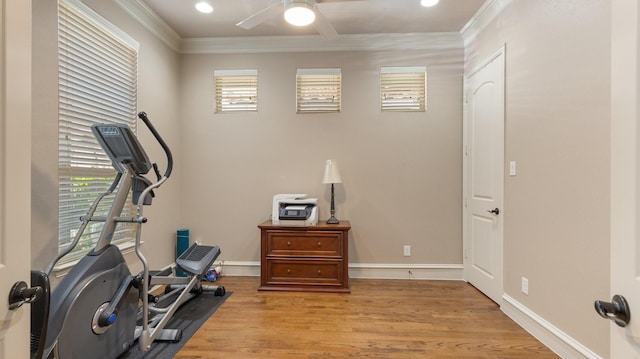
left=29, top=112, right=224, bottom=359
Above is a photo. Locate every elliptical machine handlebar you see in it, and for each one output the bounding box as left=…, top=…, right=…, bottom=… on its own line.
left=47, top=112, right=172, bottom=273
left=137, top=111, right=172, bottom=180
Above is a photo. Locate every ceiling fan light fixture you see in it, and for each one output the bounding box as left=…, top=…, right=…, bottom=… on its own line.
left=420, top=0, right=439, bottom=7
left=194, top=1, right=214, bottom=14
left=284, top=1, right=316, bottom=27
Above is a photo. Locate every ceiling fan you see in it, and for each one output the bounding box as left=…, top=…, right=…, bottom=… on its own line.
left=236, top=0, right=356, bottom=40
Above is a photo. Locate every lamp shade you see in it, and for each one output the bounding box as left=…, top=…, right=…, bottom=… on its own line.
left=322, top=159, right=342, bottom=184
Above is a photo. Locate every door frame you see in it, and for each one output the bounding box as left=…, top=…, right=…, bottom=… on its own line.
left=610, top=0, right=640, bottom=356
left=0, top=0, right=33, bottom=358
left=462, top=45, right=506, bottom=303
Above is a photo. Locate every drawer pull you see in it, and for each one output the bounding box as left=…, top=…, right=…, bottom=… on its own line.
left=317, top=242, right=321, bottom=247
left=317, top=270, right=322, bottom=275
left=287, top=269, right=291, bottom=274
left=287, top=241, right=291, bottom=246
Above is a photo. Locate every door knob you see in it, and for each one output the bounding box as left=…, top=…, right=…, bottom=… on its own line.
left=594, top=294, right=630, bottom=327
left=8, top=280, right=42, bottom=310
left=487, top=208, right=500, bottom=215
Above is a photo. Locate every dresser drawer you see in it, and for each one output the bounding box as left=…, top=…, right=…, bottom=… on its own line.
left=264, top=259, right=343, bottom=286
left=266, top=230, right=343, bottom=257
left=258, top=220, right=351, bottom=293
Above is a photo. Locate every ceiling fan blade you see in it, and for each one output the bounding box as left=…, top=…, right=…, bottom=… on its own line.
left=313, top=8, right=338, bottom=40
left=236, top=3, right=284, bottom=30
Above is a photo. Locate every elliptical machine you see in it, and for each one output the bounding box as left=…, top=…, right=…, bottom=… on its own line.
left=28, top=112, right=225, bottom=358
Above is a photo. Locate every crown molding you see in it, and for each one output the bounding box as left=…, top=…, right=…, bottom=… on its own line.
left=115, top=0, right=181, bottom=52
left=460, top=0, right=513, bottom=47
left=66, top=0, right=140, bottom=49
left=116, top=0, right=462, bottom=54
left=180, top=32, right=463, bottom=54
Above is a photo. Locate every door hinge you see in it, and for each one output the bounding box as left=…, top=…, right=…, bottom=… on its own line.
left=464, top=197, right=468, bottom=208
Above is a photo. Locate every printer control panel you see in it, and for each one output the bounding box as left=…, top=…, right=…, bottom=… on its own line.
left=279, top=204, right=314, bottom=220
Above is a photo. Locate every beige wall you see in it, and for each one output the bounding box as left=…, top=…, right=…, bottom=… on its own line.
left=178, top=49, right=464, bottom=266
left=464, top=0, right=611, bottom=355
left=31, top=0, right=183, bottom=277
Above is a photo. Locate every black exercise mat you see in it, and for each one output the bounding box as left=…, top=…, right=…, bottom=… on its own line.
left=119, top=291, right=232, bottom=359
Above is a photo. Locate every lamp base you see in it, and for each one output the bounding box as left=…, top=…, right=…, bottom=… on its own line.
left=326, top=216, right=339, bottom=224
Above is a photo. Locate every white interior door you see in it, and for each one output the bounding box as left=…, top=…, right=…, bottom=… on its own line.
left=463, top=46, right=505, bottom=304
left=609, top=0, right=640, bottom=357
left=0, top=1, right=32, bottom=358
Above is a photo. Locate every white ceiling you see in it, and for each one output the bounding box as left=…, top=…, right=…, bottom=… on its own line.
left=140, top=0, right=487, bottom=39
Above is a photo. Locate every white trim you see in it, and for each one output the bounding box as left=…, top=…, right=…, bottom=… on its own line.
left=380, top=66, right=427, bottom=74
left=214, top=69, right=258, bottom=76
left=297, top=68, right=341, bottom=75
left=219, top=261, right=463, bottom=281
left=461, top=44, right=506, bottom=304
left=117, top=0, right=464, bottom=53
left=349, top=263, right=463, bottom=280
left=465, top=44, right=505, bottom=79
left=115, top=0, right=181, bottom=51
left=502, top=294, right=603, bottom=359
left=181, top=32, right=463, bottom=54
left=216, top=261, right=261, bottom=277
left=64, top=0, right=139, bottom=50
left=460, top=0, right=513, bottom=47
left=55, top=258, right=463, bottom=280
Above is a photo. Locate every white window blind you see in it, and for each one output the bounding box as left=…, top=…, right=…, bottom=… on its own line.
left=296, top=68, right=341, bottom=113
left=58, top=0, right=139, bottom=264
left=380, top=66, right=427, bottom=112
left=214, top=69, right=258, bottom=113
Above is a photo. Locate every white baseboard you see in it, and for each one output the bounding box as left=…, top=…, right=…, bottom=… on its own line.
left=217, top=261, right=464, bottom=281
left=501, top=294, right=602, bottom=359
left=215, top=261, right=261, bottom=277
left=349, top=263, right=463, bottom=280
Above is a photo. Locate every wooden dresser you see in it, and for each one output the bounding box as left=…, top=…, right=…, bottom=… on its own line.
left=258, top=220, right=351, bottom=293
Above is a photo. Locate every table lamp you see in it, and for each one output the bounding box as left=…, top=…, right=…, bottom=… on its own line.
left=322, top=159, right=342, bottom=224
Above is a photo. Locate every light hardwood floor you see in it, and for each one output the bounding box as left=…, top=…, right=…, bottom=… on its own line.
left=176, top=276, right=558, bottom=358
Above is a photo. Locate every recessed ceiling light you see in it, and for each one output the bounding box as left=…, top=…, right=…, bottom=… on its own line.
left=420, top=0, right=439, bottom=7
left=195, top=1, right=214, bottom=14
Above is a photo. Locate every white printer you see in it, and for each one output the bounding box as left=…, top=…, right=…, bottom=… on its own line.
left=272, top=194, right=318, bottom=226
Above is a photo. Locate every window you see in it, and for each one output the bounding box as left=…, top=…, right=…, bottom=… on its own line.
left=58, top=0, right=139, bottom=264
left=214, top=69, right=258, bottom=113
left=380, top=66, right=427, bottom=112
left=296, top=68, right=341, bottom=113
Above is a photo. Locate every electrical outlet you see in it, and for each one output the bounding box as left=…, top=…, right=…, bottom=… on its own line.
left=521, top=277, right=529, bottom=295
left=403, top=245, right=411, bottom=257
